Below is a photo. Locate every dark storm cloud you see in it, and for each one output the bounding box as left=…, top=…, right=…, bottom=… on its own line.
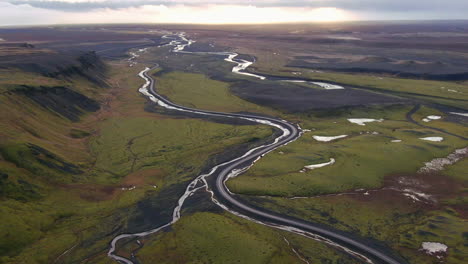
left=5, top=0, right=468, bottom=13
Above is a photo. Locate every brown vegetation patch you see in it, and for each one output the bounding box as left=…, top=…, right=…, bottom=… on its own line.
left=347, top=172, right=466, bottom=217
left=60, top=168, right=161, bottom=201
left=122, top=168, right=162, bottom=187
left=60, top=183, right=119, bottom=202
left=384, top=173, right=465, bottom=201
left=348, top=187, right=434, bottom=211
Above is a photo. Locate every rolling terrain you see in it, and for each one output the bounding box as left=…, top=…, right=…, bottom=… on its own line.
left=0, top=23, right=466, bottom=264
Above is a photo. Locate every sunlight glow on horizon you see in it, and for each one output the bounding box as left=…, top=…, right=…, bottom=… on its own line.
left=140, top=6, right=354, bottom=24
left=0, top=2, right=356, bottom=26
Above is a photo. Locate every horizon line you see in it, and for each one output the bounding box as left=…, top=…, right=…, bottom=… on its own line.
left=2, top=19, right=468, bottom=28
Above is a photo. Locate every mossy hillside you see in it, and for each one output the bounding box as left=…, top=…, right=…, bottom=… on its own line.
left=0, top=60, right=274, bottom=263
left=1, top=116, right=272, bottom=263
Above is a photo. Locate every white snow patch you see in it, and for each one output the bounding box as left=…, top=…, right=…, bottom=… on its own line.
left=311, top=82, right=344, bottom=90
left=422, top=115, right=441, bottom=122
left=348, top=118, right=383, bottom=126
left=304, top=158, right=335, bottom=170
left=391, top=140, right=402, bottom=143
left=421, top=242, right=448, bottom=255
left=419, top=137, right=444, bottom=142
left=313, top=135, right=347, bottom=142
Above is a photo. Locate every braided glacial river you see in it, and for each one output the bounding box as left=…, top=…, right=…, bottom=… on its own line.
left=107, top=33, right=404, bottom=264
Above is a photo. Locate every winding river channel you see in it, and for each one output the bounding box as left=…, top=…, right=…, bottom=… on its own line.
left=107, top=33, right=404, bottom=264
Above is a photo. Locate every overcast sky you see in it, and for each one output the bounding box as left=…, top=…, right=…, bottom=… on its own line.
left=1, top=0, right=467, bottom=26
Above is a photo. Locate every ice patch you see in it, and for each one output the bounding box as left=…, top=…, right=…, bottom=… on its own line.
left=348, top=118, right=383, bottom=126
left=419, top=137, right=444, bottom=142
left=421, top=242, right=448, bottom=255
left=304, top=158, right=335, bottom=170
left=313, top=135, right=347, bottom=142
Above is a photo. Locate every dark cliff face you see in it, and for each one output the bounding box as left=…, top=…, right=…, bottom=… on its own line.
left=1, top=50, right=108, bottom=87
left=0, top=42, right=35, bottom=48
left=12, top=85, right=100, bottom=122
left=46, top=51, right=108, bottom=86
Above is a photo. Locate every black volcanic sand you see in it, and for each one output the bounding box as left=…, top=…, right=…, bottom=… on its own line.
left=229, top=80, right=407, bottom=112
left=152, top=52, right=407, bottom=113
left=182, top=21, right=468, bottom=81
left=287, top=59, right=468, bottom=81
